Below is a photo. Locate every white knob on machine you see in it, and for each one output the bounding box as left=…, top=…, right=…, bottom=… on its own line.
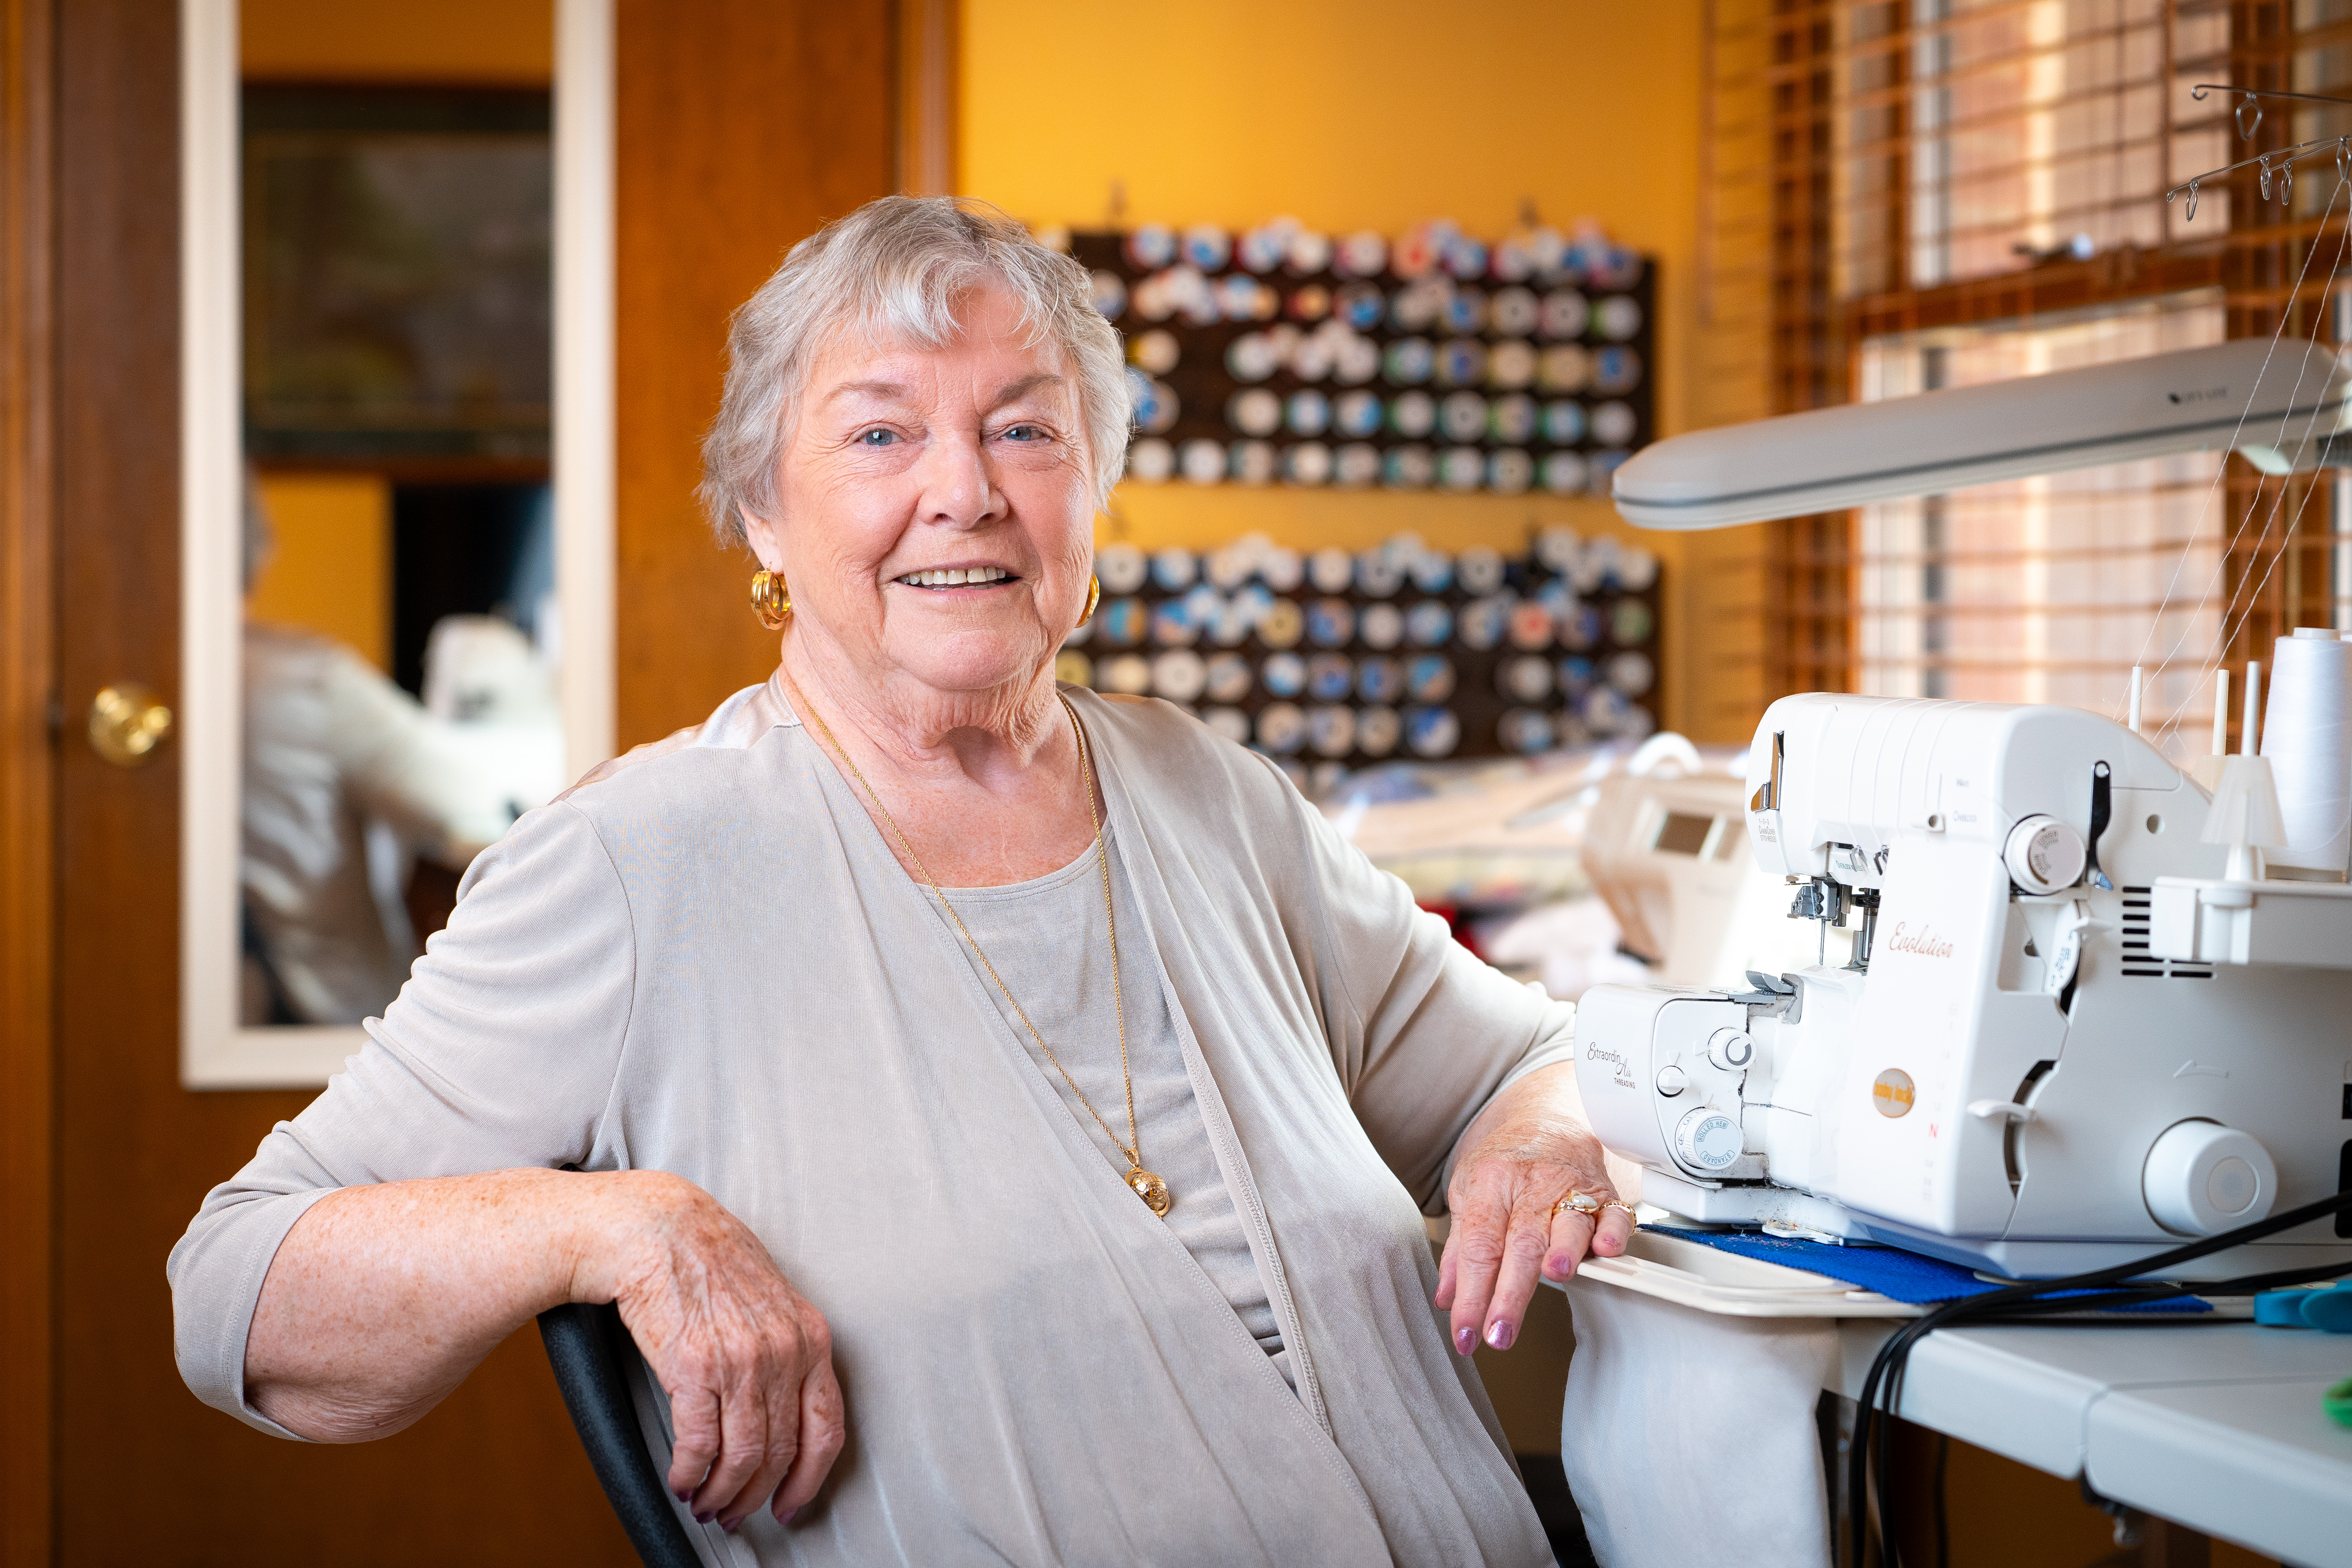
left=1673, top=1108, right=1744, bottom=1173
left=1705, top=1027, right=1756, bottom=1072
left=2142, top=1119, right=2277, bottom=1236
left=1655, top=1064, right=1688, bottom=1098
left=2002, top=814, right=2086, bottom=895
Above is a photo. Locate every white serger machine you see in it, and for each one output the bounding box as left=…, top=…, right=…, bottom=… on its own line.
left=1573, top=692, right=2352, bottom=1280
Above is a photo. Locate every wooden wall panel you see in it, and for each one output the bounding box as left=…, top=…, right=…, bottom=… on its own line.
left=1676, top=525, right=1774, bottom=745
left=613, top=0, right=897, bottom=749
left=1679, top=5, right=1803, bottom=737
left=897, top=0, right=957, bottom=196
left=0, top=0, right=56, bottom=1562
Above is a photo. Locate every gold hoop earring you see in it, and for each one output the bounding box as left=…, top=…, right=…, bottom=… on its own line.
left=750, top=569, right=792, bottom=630
left=1083, top=574, right=1101, bottom=622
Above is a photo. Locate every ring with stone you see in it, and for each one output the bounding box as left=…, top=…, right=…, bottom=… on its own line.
left=1551, top=1191, right=1603, bottom=1221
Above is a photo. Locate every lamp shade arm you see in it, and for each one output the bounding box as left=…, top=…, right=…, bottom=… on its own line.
left=1611, top=338, right=2352, bottom=531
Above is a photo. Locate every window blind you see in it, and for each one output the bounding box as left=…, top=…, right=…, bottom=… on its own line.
left=1700, top=0, right=2352, bottom=746
left=1854, top=290, right=2227, bottom=726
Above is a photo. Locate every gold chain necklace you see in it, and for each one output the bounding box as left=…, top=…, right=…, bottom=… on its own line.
left=781, top=670, right=1171, bottom=1218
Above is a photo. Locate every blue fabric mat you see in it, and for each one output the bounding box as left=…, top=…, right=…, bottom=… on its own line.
left=1645, top=1226, right=2211, bottom=1313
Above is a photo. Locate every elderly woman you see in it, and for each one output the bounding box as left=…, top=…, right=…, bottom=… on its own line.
left=170, top=197, right=1635, bottom=1566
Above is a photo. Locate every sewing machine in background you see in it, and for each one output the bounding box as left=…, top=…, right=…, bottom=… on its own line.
left=1576, top=747, right=1829, bottom=987
left=1573, top=688, right=2352, bottom=1280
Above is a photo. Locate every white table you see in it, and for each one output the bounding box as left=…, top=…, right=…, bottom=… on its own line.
left=1832, top=1320, right=2352, bottom=1567
left=1559, top=1235, right=2352, bottom=1567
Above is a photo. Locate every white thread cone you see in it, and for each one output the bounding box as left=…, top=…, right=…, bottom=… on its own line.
left=2259, top=630, right=2352, bottom=878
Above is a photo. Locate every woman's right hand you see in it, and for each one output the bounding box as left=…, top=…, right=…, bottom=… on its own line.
left=580, top=1172, right=846, bottom=1531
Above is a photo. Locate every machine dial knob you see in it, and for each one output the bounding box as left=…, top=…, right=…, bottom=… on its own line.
left=1672, top=1108, right=1744, bottom=1173
left=1705, top=1027, right=1756, bottom=1072
left=2142, top=1119, right=2276, bottom=1236
left=2003, top=814, right=2086, bottom=895
left=1655, top=1064, right=1688, bottom=1097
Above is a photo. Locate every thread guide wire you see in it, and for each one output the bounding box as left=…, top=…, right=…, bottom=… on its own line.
left=2113, top=84, right=2352, bottom=744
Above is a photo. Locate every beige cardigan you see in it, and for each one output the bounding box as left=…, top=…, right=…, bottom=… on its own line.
left=171, top=680, right=1574, bottom=1567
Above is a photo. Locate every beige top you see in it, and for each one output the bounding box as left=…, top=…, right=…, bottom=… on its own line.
left=241, top=623, right=519, bottom=1023
left=947, top=823, right=1292, bottom=1388
left=171, top=679, right=1575, bottom=1567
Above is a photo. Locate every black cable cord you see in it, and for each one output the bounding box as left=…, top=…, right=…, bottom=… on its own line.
left=1860, top=1274, right=2340, bottom=1566
left=1847, top=1187, right=2352, bottom=1568
left=1857, top=1249, right=2352, bottom=1567
left=1859, top=1259, right=2352, bottom=1567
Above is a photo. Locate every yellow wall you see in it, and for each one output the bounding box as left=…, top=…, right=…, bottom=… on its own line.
left=959, top=0, right=1703, bottom=457
left=240, top=0, right=553, bottom=84
left=959, top=0, right=1715, bottom=730
left=247, top=474, right=394, bottom=672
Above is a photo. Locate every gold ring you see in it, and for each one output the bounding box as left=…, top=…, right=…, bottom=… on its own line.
left=1551, top=1191, right=1603, bottom=1221
left=1600, top=1200, right=1637, bottom=1218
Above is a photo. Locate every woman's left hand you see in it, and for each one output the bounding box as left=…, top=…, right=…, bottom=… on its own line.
left=1434, top=1062, right=1635, bottom=1356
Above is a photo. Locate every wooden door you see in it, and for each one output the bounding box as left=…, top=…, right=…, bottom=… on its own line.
left=42, top=2, right=637, bottom=1561
left=8, top=2, right=895, bottom=1562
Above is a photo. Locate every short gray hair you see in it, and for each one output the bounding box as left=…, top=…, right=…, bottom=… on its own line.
left=699, top=196, right=1128, bottom=550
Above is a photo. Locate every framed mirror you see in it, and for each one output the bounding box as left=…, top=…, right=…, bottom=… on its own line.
left=179, top=0, right=614, bottom=1088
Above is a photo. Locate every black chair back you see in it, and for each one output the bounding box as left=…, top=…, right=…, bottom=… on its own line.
left=538, top=1302, right=703, bottom=1568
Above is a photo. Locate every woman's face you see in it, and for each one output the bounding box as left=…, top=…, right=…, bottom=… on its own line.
left=747, top=284, right=1096, bottom=708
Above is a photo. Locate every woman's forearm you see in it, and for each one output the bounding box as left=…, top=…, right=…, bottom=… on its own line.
left=243, top=1166, right=672, bottom=1441
left=1450, top=1060, right=1643, bottom=1205
left=1452, top=1060, right=1582, bottom=1166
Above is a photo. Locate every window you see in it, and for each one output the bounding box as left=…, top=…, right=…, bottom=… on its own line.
left=1855, top=290, right=2225, bottom=727
left=1702, top=0, right=2352, bottom=743
left=1863, top=0, right=2209, bottom=295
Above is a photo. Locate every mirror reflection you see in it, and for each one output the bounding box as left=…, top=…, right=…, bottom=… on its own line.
left=236, top=4, right=559, bottom=1027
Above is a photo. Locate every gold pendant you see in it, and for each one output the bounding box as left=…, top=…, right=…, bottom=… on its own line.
left=1127, top=1166, right=1172, bottom=1217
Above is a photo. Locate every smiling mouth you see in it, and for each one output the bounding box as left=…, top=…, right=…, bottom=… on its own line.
left=896, top=566, right=1015, bottom=589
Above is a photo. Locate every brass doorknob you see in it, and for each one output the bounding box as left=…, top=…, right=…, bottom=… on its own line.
left=88, top=682, right=174, bottom=768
